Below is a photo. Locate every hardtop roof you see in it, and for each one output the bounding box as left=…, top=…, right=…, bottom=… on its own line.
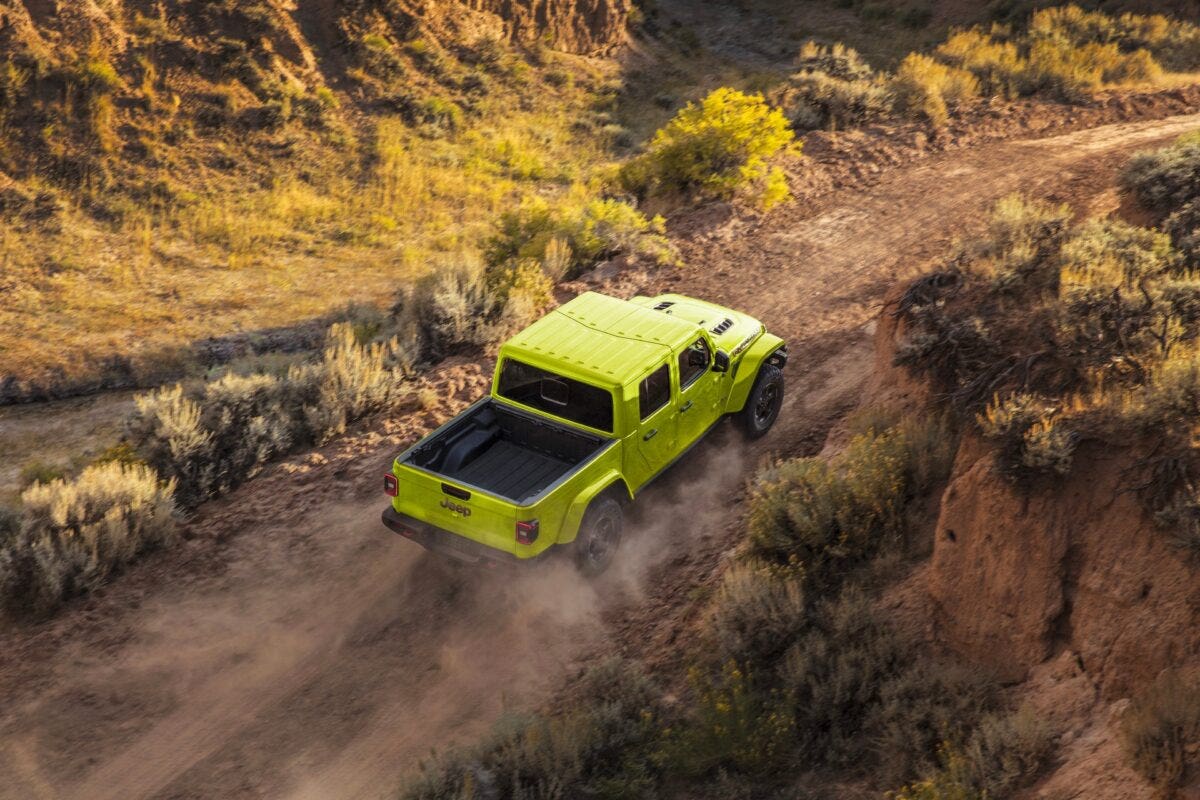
left=499, top=292, right=701, bottom=387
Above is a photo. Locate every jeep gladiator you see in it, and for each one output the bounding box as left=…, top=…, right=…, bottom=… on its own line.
left=381, top=291, right=786, bottom=575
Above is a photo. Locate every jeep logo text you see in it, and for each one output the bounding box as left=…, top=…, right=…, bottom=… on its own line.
left=440, top=499, right=471, bottom=517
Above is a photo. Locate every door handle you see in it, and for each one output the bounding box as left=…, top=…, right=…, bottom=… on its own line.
left=680, top=400, right=694, bottom=412
left=643, top=428, right=658, bottom=441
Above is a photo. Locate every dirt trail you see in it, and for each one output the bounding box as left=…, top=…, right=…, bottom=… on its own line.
left=2, top=111, right=1199, bottom=800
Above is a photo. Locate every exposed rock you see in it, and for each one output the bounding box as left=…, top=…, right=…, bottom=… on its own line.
left=927, top=434, right=1200, bottom=696
left=458, top=0, right=631, bottom=53
left=865, top=283, right=933, bottom=413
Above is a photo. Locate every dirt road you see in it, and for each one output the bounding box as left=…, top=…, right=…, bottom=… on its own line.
left=2, top=111, right=1199, bottom=800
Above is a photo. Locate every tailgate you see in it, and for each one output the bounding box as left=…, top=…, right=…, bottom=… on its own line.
left=390, top=462, right=528, bottom=557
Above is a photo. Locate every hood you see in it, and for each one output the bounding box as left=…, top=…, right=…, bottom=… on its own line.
left=637, top=294, right=764, bottom=356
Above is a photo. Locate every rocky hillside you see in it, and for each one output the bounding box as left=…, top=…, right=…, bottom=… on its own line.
left=0, top=0, right=630, bottom=59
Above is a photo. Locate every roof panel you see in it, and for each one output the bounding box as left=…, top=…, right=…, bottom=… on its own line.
left=501, top=292, right=699, bottom=386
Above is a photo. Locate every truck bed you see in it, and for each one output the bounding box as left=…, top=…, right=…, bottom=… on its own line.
left=402, top=399, right=608, bottom=504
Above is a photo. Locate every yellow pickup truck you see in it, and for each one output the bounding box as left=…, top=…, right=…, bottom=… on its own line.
left=382, top=291, right=786, bottom=575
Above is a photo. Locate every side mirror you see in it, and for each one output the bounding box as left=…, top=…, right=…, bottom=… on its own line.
left=712, top=350, right=730, bottom=373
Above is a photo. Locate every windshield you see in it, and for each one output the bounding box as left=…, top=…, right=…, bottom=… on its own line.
left=496, top=359, right=614, bottom=433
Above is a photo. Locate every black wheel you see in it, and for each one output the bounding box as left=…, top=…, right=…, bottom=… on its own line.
left=572, top=496, right=623, bottom=577
left=739, top=363, right=784, bottom=439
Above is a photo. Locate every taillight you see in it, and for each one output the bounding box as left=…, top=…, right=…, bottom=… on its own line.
left=516, top=519, right=539, bottom=545
left=384, top=474, right=398, bottom=497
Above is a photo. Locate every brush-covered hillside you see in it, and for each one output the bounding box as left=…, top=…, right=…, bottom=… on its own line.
left=6, top=0, right=1200, bottom=405
left=3, top=2, right=1200, bottom=798
left=0, top=0, right=633, bottom=399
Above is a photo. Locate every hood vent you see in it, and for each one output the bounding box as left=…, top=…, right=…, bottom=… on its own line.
left=710, top=318, right=735, bottom=335
left=653, top=301, right=675, bottom=311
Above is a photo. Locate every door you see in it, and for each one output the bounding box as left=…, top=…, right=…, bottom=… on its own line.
left=676, top=336, right=723, bottom=448
left=632, top=361, right=678, bottom=485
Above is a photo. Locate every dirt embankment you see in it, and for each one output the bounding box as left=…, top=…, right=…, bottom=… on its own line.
left=870, top=274, right=1200, bottom=800
left=3, top=104, right=1200, bottom=799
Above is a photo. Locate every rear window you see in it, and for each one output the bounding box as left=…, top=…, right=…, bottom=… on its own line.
left=496, top=359, right=614, bottom=433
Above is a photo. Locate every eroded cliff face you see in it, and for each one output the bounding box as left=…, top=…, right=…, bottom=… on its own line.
left=872, top=297, right=1200, bottom=698
left=929, top=436, right=1200, bottom=696
left=870, top=294, right=1200, bottom=798
left=459, top=0, right=631, bottom=53
left=0, top=0, right=630, bottom=57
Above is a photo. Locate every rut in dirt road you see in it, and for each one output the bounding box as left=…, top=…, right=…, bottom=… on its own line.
left=1, top=111, right=1199, bottom=800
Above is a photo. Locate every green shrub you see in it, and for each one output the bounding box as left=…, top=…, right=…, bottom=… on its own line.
left=486, top=196, right=676, bottom=278
left=1023, top=40, right=1159, bottom=100
left=19, top=460, right=68, bottom=489
left=620, top=88, right=795, bottom=206
left=1056, top=221, right=1185, bottom=375
left=961, top=705, right=1056, bottom=798
left=925, top=7, right=1175, bottom=109
left=417, top=96, right=463, bottom=133
left=396, top=257, right=514, bottom=360
left=972, top=194, right=1070, bottom=291
left=128, top=384, right=215, bottom=509
left=781, top=70, right=894, bottom=131
left=1027, top=5, right=1200, bottom=72
left=978, top=393, right=1077, bottom=479
left=0, top=462, right=176, bottom=616
left=794, top=40, right=874, bottom=81
left=1121, top=671, right=1200, bottom=794
left=294, top=323, right=411, bottom=444
left=780, top=41, right=892, bottom=131
left=893, top=53, right=979, bottom=126
left=661, top=662, right=794, bottom=778
left=486, top=259, right=554, bottom=315
left=871, top=658, right=999, bottom=783
left=891, top=746, right=980, bottom=800
left=892, top=706, right=1052, bottom=799
left=129, top=323, right=407, bottom=508
left=936, top=29, right=1025, bottom=97
left=779, top=586, right=996, bottom=776
left=709, top=564, right=806, bottom=665
left=1165, top=198, right=1200, bottom=267
left=782, top=586, right=914, bottom=767
left=746, top=426, right=916, bottom=587
left=1121, top=134, right=1200, bottom=214
left=1059, top=218, right=1177, bottom=289
left=1159, top=278, right=1200, bottom=329
left=898, top=414, right=960, bottom=495
left=130, top=375, right=292, bottom=508
left=403, top=658, right=663, bottom=800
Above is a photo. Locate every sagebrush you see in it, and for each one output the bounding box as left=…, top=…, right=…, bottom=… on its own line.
left=129, top=322, right=407, bottom=508
left=0, top=462, right=176, bottom=616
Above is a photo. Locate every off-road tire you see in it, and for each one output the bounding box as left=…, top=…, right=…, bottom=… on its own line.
left=739, top=363, right=784, bottom=439
left=572, top=496, right=623, bottom=577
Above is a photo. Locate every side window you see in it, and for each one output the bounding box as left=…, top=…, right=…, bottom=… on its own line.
left=639, top=364, right=671, bottom=420
left=678, top=337, right=711, bottom=390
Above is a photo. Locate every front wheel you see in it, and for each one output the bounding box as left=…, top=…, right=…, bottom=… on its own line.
left=572, top=496, right=623, bottom=577
left=738, top=363, right=784, bottom=439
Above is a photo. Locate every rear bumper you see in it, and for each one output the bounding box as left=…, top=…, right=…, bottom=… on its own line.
left=380, top=507, right=544, bottom=567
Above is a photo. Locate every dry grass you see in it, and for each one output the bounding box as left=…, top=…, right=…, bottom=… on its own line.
left=0, top=27, right=618, bottom=392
